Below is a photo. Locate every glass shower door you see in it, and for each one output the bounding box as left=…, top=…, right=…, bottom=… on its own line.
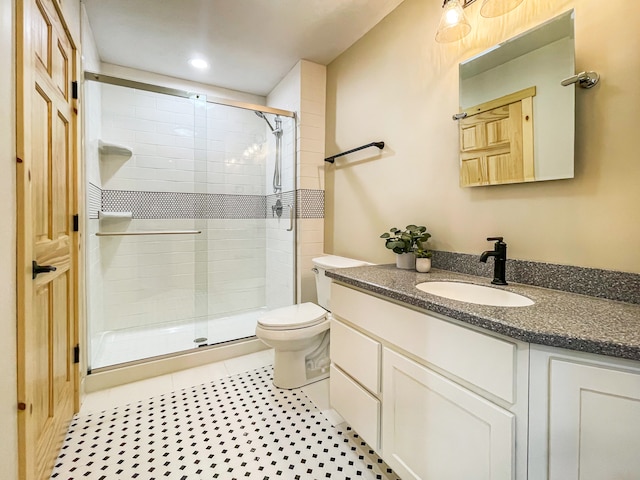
left=86, top=80, right=205, bottom=369
left=85, top=73, right=298, bottom=370
left=195, top=104, right=297, bottom=348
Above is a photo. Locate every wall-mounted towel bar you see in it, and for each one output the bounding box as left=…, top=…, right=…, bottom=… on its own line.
left=324, top=141, right=385, bottom=163
left=96, top=230, right=202, bottom=236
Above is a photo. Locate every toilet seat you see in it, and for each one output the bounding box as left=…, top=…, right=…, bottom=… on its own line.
left=257, top=302, right=327, bottom=331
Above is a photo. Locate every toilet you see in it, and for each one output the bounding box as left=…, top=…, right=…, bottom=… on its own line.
left=255, top=255, right=369, bottom=389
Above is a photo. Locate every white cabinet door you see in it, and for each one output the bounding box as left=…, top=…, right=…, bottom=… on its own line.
left=382, top=348, right=515, bottom=480
left=548, top=358, right=640, bottom=480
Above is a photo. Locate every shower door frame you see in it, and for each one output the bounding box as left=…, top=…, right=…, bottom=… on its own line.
left=84, top=72, right=294, bottom=119
left=83, top=71, right=298, bottom=369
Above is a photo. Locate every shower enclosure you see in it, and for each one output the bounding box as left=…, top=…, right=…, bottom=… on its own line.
left=84, top=74, right=296, bottom=370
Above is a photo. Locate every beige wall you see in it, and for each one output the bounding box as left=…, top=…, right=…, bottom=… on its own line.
left=326, top=0, right=640, bottom=274
left=1, top=0, right=18, bottom=477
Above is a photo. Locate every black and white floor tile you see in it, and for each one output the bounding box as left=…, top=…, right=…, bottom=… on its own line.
left=51, top=366, right=400, bottom=479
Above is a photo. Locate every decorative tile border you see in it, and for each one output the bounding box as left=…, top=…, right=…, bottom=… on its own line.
left=199, top=193, right=267, bottom=219
left=432, top=250, right=640, bottom=305
left=103, top=190, right=198, bottom=219
left=98, top=188, right=324, bottom=220
left=297, top=189, right=325, bottom=218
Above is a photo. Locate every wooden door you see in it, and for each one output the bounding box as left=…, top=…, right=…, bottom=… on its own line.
left=548, top=358, right=640, bottom=480
left=459, top=87, right=535, bottom=187
left=382, top=348, right=514, bottom=480
left=16, top=0, right=78, bottom=478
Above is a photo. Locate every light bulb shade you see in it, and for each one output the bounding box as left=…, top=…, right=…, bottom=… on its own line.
left=480, top=0, right=525, bottom=18
left=435, top=0, right=472, bottom=43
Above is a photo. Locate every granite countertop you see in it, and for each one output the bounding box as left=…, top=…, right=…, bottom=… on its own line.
left=326, top=265, right=640, bottom=362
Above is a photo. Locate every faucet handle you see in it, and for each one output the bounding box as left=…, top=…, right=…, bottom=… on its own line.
left=487, top=236, right=504, bottom=243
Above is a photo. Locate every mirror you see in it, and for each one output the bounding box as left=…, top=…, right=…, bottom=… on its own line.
left=458, top=10, right=575, bottom=187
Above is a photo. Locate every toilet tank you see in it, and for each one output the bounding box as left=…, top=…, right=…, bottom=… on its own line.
left=312, top=255, right=370, bottom=311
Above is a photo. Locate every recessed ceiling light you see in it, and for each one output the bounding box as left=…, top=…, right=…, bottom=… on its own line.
left=189, top=58, right=209, bottom=69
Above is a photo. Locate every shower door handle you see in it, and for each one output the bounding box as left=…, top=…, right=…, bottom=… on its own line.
left=287, top=204, right=294, bottom=231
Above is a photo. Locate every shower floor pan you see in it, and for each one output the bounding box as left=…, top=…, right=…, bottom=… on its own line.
left=91, top=308, right=267, bottom=369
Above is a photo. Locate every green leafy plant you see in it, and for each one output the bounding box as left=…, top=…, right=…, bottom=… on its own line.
left=414, top=248, right=433, bottom=259
left=380, top=225, right=431, bottom=255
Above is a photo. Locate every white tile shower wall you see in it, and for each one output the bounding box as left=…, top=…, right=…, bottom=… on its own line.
left=203, top=104, right=267, bottom=320
left=298, top=218, right=325, bottom=304
left=205, top=219, right=266, bottom=317
left=265, top=217, right=295, bottom=310
left=263, top=115, right=296, bottom=310
left=100, top=85, right=197, bottom=193
left=268, top=60, right=327, bottom=304
left=266, top=67, right=300, bottom=309
left=96, top=86, right=270, bottom=336
left=298, top=62, right=326, bottom=303
left=206, top=103, right=267, bottom=196
left=99, top=219, right=199, bottom=331
left=299, top=62, right=327, bottom=190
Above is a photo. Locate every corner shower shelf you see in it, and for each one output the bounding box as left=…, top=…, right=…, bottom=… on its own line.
left=99, top=140, right=132, bottom=158
left=98, top=211, right=133, bottom=220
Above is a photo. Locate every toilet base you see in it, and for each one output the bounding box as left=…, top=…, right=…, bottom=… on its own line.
left=271, top=330, right=331, bottom=389
left=273, top=350, right=330, bottom=389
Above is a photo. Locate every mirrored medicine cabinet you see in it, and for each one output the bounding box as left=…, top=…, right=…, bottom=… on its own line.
left=458, top=10, right=575, bottom=187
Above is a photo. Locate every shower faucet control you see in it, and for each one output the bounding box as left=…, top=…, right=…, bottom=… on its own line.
left=272, top=199, right=283, bottom=218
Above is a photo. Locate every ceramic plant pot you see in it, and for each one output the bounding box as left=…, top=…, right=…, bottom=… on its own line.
left=415, top=257, right=432, bottom=273
left=396, top=253, right=416, bottom=270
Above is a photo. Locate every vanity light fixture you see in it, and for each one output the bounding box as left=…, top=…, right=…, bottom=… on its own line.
left=435, top=0, right=472, bottom=43
left=435, top=0, right=525, bottom=43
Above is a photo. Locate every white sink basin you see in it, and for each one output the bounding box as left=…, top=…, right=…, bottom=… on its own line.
left=416, top=281, right=534, bottom=307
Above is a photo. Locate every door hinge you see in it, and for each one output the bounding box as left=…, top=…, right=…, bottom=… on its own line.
left=72, top=81, right=79, bottom=100
left=73, top=345, right=80, bottom=364
left=73, top=214, right=79, bottom=232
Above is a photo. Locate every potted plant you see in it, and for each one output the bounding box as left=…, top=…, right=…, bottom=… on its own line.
left=414, top=248, right=433, bottom=273
left=380, top=225, right=431, bottom=270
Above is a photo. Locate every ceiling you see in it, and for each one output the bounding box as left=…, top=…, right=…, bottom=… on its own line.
left=83, top=0, right=405, bottom=96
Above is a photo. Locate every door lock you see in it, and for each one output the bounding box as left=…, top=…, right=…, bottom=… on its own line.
left=32, top=261, right=57, bottom=279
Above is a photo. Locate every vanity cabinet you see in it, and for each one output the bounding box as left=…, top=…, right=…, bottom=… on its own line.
left=329, top=282, right=640, bottom=480
left=528, top=346, right=640, bottom=480
left=329, top=283, right=529, bottom=479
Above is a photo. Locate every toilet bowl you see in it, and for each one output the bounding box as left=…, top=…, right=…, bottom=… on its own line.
left=256, top=255, right=369, bottom=389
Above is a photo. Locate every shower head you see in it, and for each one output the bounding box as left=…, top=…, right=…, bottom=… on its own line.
left=255, top=111, right=275, bottom=132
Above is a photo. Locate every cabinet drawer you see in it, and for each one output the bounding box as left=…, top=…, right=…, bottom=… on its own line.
left=330, top=364, right=380, bottom=451
left=330, top=318, right=381, bottom=394
left=332, top=283, right=517, bottom=403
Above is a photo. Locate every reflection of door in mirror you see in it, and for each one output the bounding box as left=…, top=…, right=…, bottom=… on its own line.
left=458, top=10, right=575, bottom=186
left=460, top=87, right=535, bottom=187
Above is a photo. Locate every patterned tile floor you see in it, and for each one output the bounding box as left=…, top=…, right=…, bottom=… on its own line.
left=51, top=366, right=400, bottom=479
